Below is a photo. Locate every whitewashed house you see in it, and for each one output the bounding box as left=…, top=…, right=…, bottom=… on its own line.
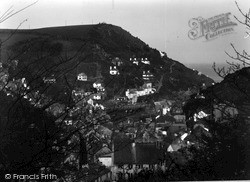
left=141, top=58, right=150, bottom=65
left=93, top=80, right=105, bottom=91
left=131, top=58, right=139, bottom=65
left=93, top=80, right=102, bottom=88
left=77, top=72, right=87, bottom=81
left=125, top=89, right=138, bottom=104
left=72, top=89, right=85, bottom=97
left=96, top=145, right=113, bottom=167
left=110, top=66, right=119, bottom=75
left=93, top=93, right=102, bottom=100
left=142, top=70, right=154, bottom=80
left=125, top=85, right=156, bottom=103
left=64, top=119, right=73, bottom=125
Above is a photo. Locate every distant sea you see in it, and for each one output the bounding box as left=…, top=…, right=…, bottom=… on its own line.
left=186, top=63, right=227, bottom=83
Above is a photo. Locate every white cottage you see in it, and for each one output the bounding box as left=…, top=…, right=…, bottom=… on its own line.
left=110, top=66, right=119, bottom=75
left=77, top=72, right=87, bottom=81
left=142, top=70, right=154, bottom=80
left=141, top=58, right=150, bottom=65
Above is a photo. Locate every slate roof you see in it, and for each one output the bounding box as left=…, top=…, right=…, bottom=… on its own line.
left=78, top=72, right=87, bottom=77
left=95, top=146, right=112, bottom=158
left=114, top=142, right=164, bottom=165
left=156, top=115, right=176, bottom=123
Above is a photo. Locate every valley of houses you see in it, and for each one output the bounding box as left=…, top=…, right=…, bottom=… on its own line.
left=0, top=58, right=241, bottom=182
left=58, top=57, right=239, bottom=181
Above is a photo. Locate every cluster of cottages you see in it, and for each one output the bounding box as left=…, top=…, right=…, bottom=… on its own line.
left=50, top=57, right=156, bottom=129
left=87, top=90, right=243, bottom=181
left=109, top=57, right=152, bottom=77
left=42, top=57, right=156, bottom=105
left=85, top=99, right=188, bottom=181
left=109, top=57, right=123, bottom=75
left=130, top=57, right=150, bottom=65
left=41, top=56, right=156, bottom=105
left=166, top=103, right=239, bottom=154
left=74, top=78, right=106, bottom=101
left=110, top=57, right=155, bottom=104
left=0, top=60, right=19, bottom=90
left=0, top=59, right=31, bottom=99
left=3, top=77, right=29, bottom=98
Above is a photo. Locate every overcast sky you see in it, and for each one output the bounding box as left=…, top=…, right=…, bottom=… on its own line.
left=0, top=0, right=250, bottom=81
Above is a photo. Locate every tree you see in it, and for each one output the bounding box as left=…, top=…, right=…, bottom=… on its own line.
left=175, top=3, right=250, bottom=180
left=213, top=2, right=250, bottom=78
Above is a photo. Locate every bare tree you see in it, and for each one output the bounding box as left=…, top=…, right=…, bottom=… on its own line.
left=213, top=2, right=250, bottom=79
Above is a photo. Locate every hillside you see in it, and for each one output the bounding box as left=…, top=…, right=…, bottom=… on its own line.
left=203, top=67, right=250, bottom=104
left=0, top=23, right=214, bottom=99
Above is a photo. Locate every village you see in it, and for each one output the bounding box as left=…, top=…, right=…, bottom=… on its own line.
left=0, top=56, right=245, bottom=182
left=0, top=56, right=242, bottom=181
left=38, top=57, right=240, bottom=181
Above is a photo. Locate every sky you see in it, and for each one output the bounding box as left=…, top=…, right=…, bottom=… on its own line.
left=0, top=0, right=250, bottom=81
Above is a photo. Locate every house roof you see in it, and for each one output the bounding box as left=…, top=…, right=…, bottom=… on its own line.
left=156, top=115, right=176, bottom=123
left=97, top=125, right=112, bottom=136
left=135, top=130, right=158, bottom=142
left=169, top=143, right=182, bottom=152
left=114, top=143, right=164, bottom=165
left=95, top=146, right=112, bottom=158
left=88, top=141, right=104, bottom=156
left=102, top=121, right=113, bottom=130
left=78, top=72, right=87, bottom=77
